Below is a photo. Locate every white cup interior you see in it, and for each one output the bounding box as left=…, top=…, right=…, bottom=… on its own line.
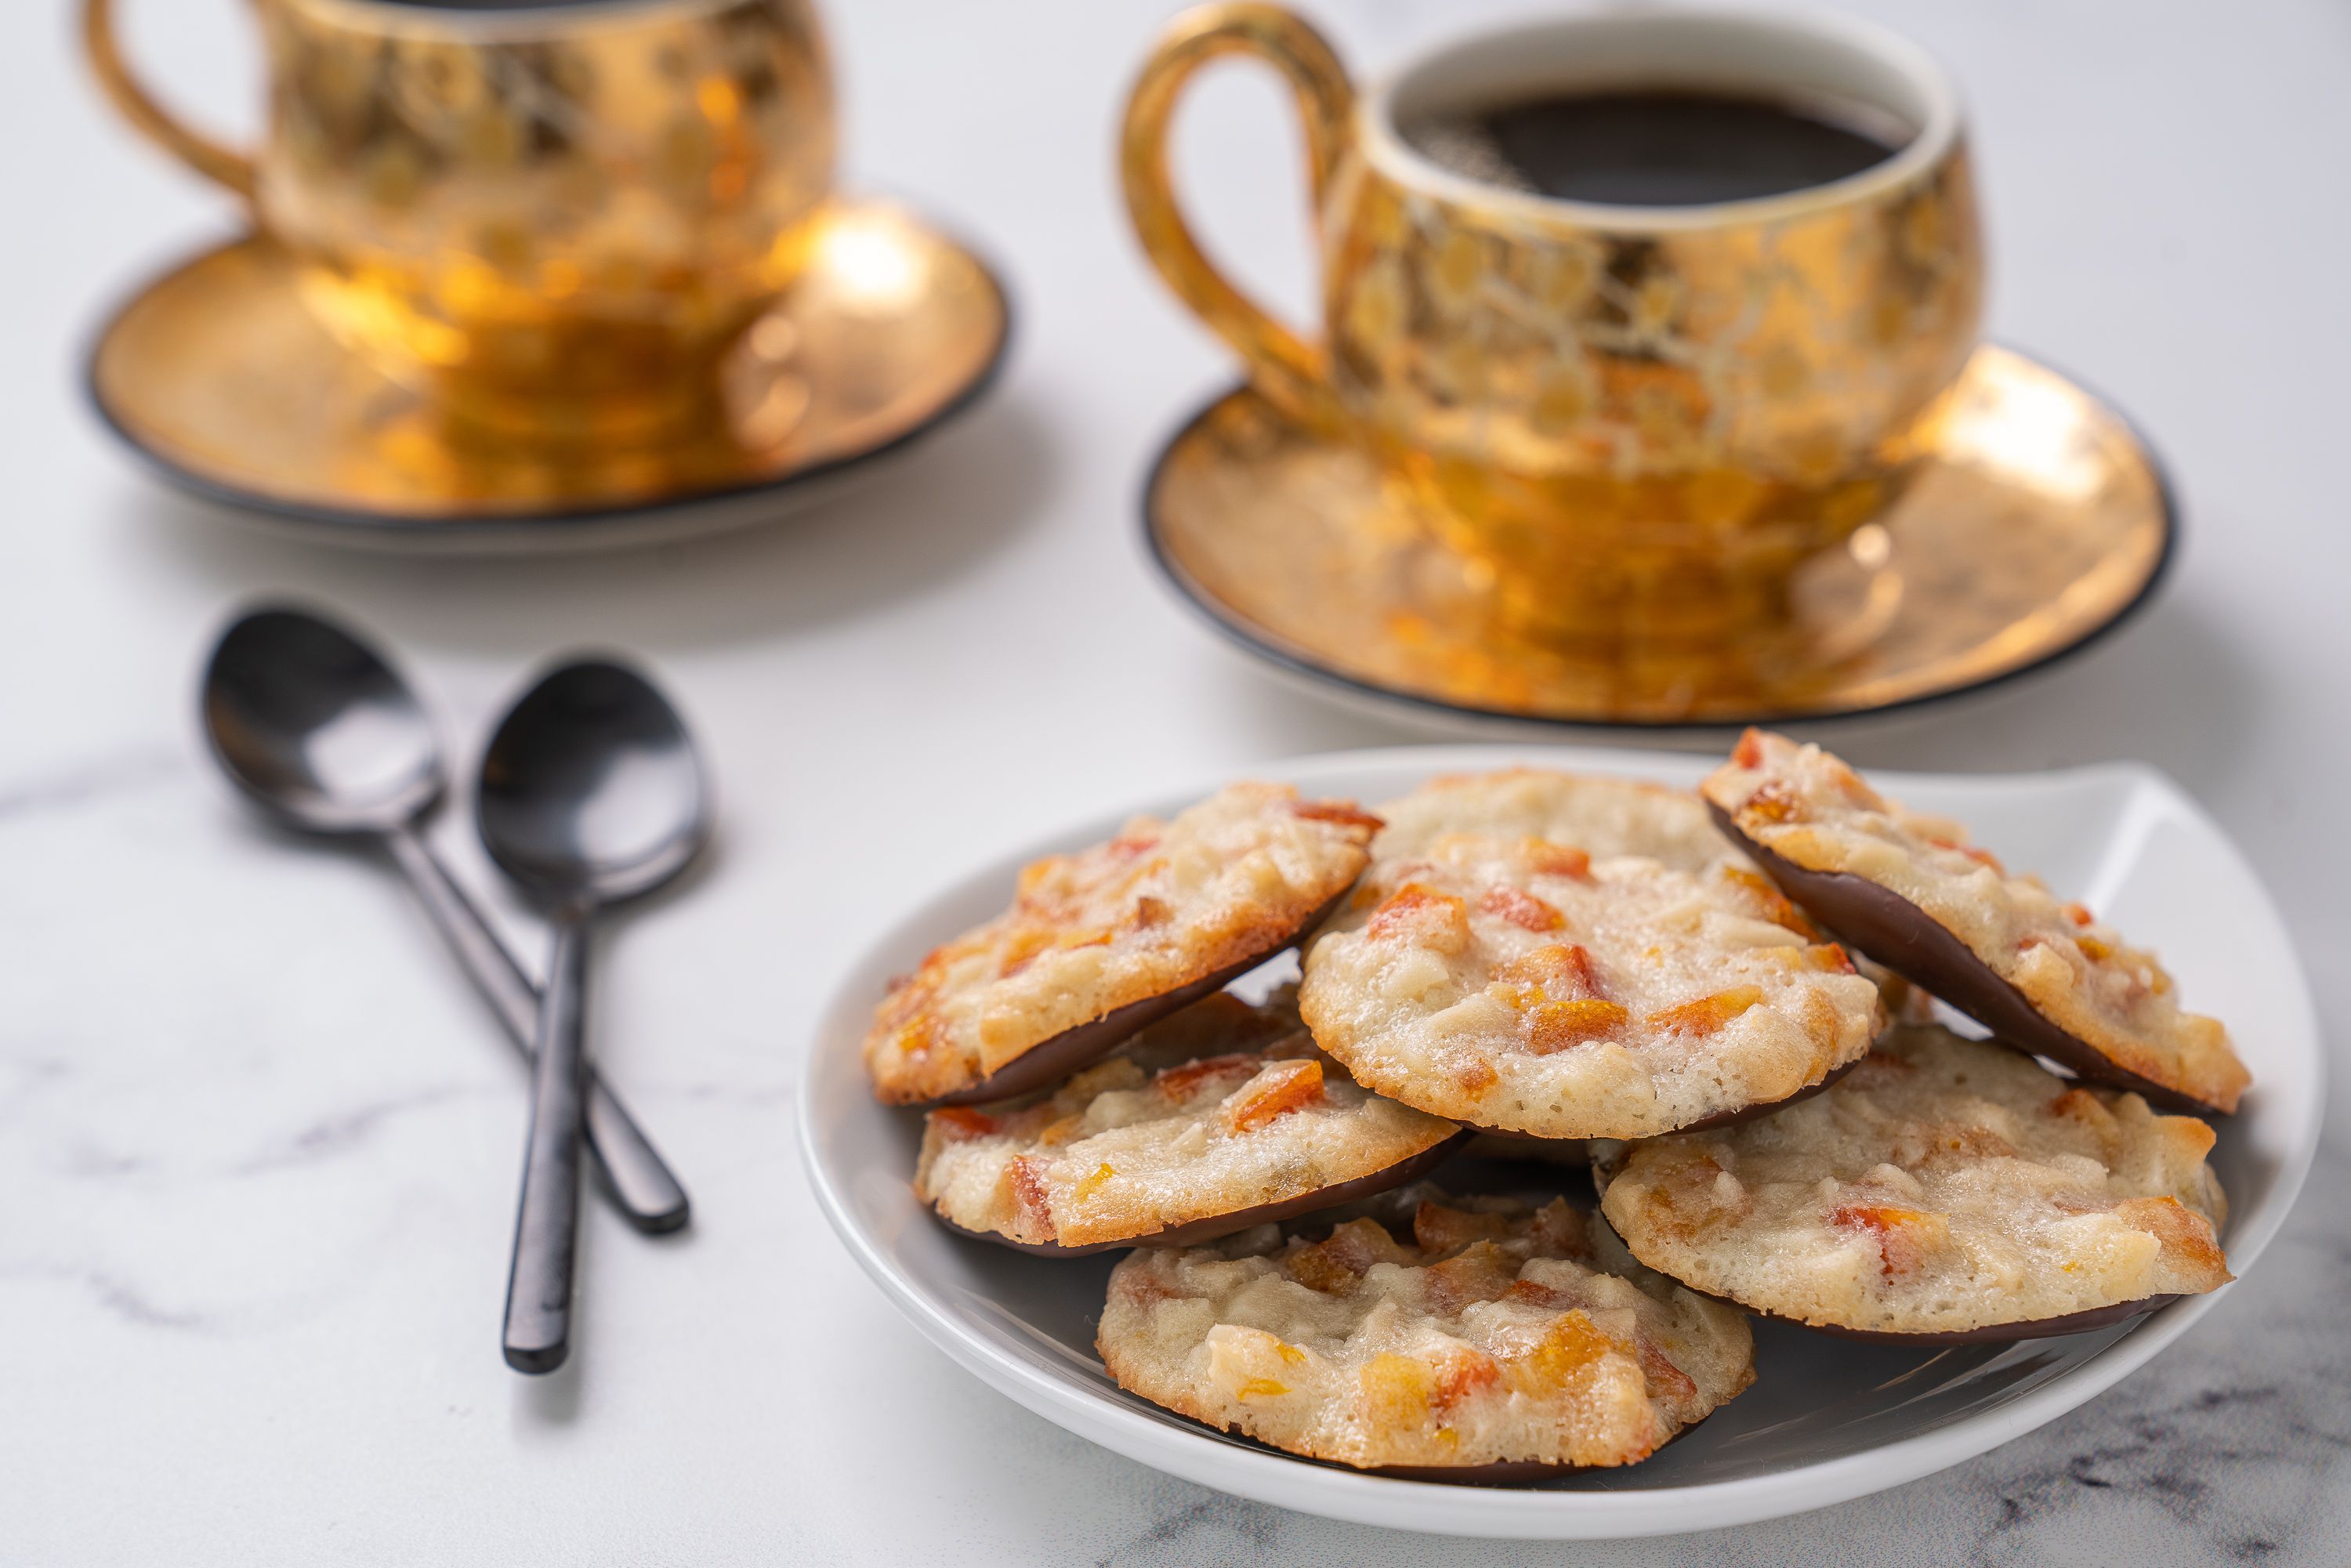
left=1367, top=7, right=1961, bottom=226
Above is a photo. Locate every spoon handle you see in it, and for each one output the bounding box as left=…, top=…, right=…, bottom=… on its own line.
left=504, top=907, right=592, bottom=1374
left=385, top=826, right=690, bottom=1233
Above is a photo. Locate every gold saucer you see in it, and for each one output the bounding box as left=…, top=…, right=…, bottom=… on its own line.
left=1145, top=347, right=2172, bottom=728
left=87, top=199, right=1010, bottom=550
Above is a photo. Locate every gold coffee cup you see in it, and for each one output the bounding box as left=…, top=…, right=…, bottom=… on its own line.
left=85, top=0, right=835, bottom=444
left=1123, top=5, right=1983, bottom=649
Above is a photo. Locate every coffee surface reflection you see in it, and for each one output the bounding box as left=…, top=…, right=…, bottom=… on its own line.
left=1401, top=89, right=1906, bottom=208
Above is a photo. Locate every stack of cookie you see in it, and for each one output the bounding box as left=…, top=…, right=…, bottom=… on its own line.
left=858, top=743, right=2248, bottom=1481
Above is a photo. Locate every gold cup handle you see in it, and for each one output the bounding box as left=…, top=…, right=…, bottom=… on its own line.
left=1121, top=3, right=1353, bottom=429
left=82, top=0, right=257, bottom=200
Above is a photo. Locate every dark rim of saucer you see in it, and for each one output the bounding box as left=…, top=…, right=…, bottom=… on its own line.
left=1138, top=344, right=2178, bottom=733
left=80, top=202, right=1015, bottom=539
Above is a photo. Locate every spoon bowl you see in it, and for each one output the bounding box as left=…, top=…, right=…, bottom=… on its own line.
left=202, top=606, right=440, bottom=832
left=477, top=661, right=711, bottom=908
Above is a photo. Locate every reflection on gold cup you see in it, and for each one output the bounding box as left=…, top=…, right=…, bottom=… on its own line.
left=86, top=0, right=835, bottom=444
left=1123, top=4, right=1983, bottom=650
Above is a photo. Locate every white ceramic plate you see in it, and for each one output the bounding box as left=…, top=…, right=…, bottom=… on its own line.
left=799, top=745, right=2320, bottom=1539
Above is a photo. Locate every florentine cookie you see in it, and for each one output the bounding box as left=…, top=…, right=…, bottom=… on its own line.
left=1096, top=1186, right=1753, bottom=1476
left=1593, top=1025, right=2233, bottom=1340
left=1298, top=833, right=1884, bottom=1138
left=1378, top=766, right=1929, bottom=1030
left=1372, top=769, right=1737, bottom=875
left=865, top=783, right=1381, bottom=1105
left=1701, top=730, right=2250, bottom=1114
left=915, top=990, right=1464, bottom=1253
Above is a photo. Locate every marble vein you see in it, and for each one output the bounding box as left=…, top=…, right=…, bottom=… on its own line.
left=0, top=744, right=183, bottom=824
left=0, top=1262, right=223, bottom=1333
left=230, top=1082, right=494, bottom=1175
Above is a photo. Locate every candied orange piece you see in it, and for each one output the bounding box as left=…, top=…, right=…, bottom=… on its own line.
left=1420, top=1243, right=1516, bottom=1315
left=1722, top=865, right=1817, bottom=935
left=1653, top=1156, right=1751, bottom=1231
left=1433, top=1347, right=1502, bottom=1410
left=1731, top=728, right=1767, bottom=770
left=1520, top=839, right=1592, bottom=880
left=929, top=1106, right=997, bottom=1142
left=1913, top=1121, right=2016, bottom=1164
left=1480, top=885, right=1565, bottom=932
left=1223, top=1059, right=1324, bottom=1132
left=1009, top=911, right=1117, bottom=954
left=1288, top=1217, right=1408, bottom=1291
left=1502, top=1277, right=1566, bottom=1308
left=1413, top=1201, right=1512, bottom=1253
left=1154, top=1052, right=1264, bottom=1101
left=2112, top=1195, right=2228, bottom=1274
left=1800, top=942, right=1858, bottom=972
left=1742, top=781, right=1802, bottom=824
left=1233, top=1377, right=1289, bottom=1400
left=2047, top=1085, right=2109, bottom=1119
left=1321, top=1215, right=1413, bottom=1272
left=1829, top=1202, right=1949, bottom=1278
left=1453, top=1056, right=1499, bottom=1093
left=1519, top=1197, right=1592, bottom=1259
left=1286, top=1247, right=1359, bottom=1295
left=1526, top=998, right=1629, bottom=1053
left=2075, top=933, right=2114, bottom=962
left=1647, top=986, right=1766, bottom=1036
left=1071, top=1162, right=1117, bottom=1201
left=1507, top=1309, right=1617, bottom=1396
left=2060, top=901, right=2096, bottom=928
left=1291, top=799, right=1385, bottom=831
left=1007, top=1156, right=1053, bottom=1238
left=995, top=925, right=1056, bottom=978
left=1636, top=1337, right=1697, bottom=1402
left=886, top=1012, right=946, bottom=1064
left=1360, top=1354, right=1436, bottom=1429
left=1105, top=831, right=1160, bottom=860
left=1368, top=884, right=1472, bottom=951
left=1492, top=941, right=1601, bottom=997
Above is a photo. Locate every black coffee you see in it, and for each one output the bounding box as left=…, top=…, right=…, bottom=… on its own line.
left=1402, top=89, right=1905, bottom=207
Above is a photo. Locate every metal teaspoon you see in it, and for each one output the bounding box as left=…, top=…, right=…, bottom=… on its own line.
left=476, top=658, right=710, bottom=1374
left=200, top=605, right=690, bottom=1234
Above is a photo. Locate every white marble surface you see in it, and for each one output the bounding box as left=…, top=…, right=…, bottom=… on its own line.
left=6, top=0, right=2347, bottom=1560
